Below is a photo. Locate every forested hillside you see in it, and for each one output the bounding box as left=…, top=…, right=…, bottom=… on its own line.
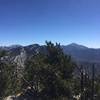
left=0, top=42, right=100, bottom=100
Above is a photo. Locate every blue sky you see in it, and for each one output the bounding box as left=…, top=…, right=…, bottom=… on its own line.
left=0, top=0, right=100, bottom=48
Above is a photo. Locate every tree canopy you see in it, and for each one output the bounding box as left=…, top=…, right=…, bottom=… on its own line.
left=23, top=41, right=75, bottom=99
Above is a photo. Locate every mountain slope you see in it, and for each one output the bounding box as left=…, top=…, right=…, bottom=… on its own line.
left=62, top=43, right=100, bottom=63
left=0, top=43, right=100, bottom=65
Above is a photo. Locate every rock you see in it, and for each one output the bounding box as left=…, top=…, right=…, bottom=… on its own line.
left=4, top=96, right=16, bottom=100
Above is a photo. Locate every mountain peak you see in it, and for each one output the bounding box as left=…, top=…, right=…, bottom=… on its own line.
left=67, top=43, right=88, bottom=49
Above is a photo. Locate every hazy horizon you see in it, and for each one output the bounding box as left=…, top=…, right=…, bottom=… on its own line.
left=0, top=0, right=100, bottom=48
left=0, top=42, right=100, bottom=49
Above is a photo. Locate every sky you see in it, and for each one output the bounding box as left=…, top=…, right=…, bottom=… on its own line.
left=0, top=0, right=100, bottom=48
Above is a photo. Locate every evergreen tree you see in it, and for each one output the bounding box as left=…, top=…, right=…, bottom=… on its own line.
left=0, top=50, right=22, bottom=99
left=23, top=41, right=75, bottom=100
left=0, top=50, right=8, bottom=98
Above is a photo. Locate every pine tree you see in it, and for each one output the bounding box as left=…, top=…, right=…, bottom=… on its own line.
left=23, top=41, right=76, bottom=100
left=0, top=50, right=22, bottom=98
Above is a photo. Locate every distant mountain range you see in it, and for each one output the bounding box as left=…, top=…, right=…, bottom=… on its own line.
left=62, top=43, right=100, bottom=64
left=0, top=43, right=100, bottom=67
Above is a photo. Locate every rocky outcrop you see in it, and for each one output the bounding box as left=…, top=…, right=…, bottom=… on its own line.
left=4, top=96, right=16, bottom=100
left=14, top=48, right=27, bottom=68
left=4, top=88, right=37, bottom=100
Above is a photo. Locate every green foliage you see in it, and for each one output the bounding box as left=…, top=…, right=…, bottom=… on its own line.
left=0, top=50, right=8, bottom=98
left=0, top=61, right=21, bottom=97
left=1, top=42, right=100, bottom=100
left=0, top=50, right=22, bottom=98
left=23, top=41, right=75, bottom=99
